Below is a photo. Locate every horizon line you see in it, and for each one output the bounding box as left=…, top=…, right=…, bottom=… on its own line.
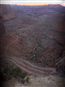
left=16, top=4, right=48, bottom=6
left=16, top=3, right=65, bottom=6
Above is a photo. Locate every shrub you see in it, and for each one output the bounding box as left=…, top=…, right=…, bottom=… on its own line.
left=0, top=64, right=29, bottom=84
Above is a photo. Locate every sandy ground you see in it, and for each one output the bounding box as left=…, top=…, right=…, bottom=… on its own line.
left=4, top=75, right=65, bottom=87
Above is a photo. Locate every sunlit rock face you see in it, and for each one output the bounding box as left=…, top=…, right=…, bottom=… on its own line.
left=0, top=4, right=65, bottom=68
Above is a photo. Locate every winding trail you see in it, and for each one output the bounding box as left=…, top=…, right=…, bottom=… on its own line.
left=7, top=56, right=56, bottom=76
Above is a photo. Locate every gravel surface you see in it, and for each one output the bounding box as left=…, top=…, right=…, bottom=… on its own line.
left=4, top=75, right=65, bottom=87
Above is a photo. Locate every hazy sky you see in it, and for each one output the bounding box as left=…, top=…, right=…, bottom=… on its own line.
left=0, top=0, right=65, bottom=4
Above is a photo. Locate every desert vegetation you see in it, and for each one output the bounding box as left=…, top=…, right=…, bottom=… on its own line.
left=0, top=62, right=30, bottom=84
